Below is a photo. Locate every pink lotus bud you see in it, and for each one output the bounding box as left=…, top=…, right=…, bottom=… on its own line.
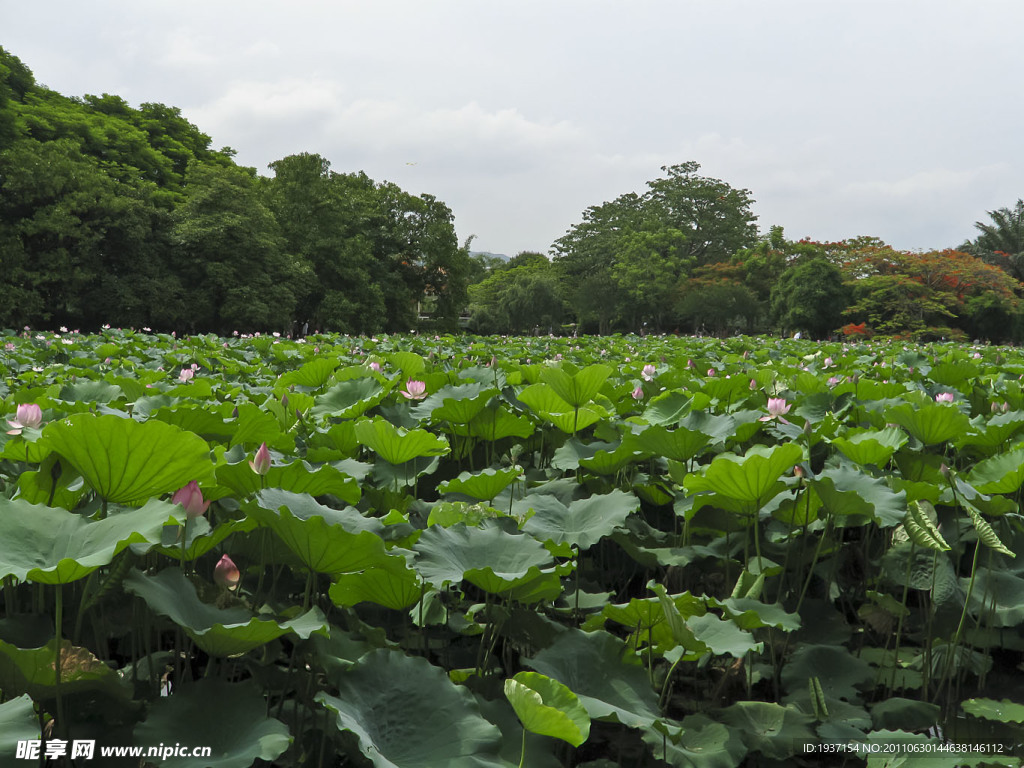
left=631, top=386, right=644, bottom=400
left=214, top=555, right=240, bottom=589
left=400, top=379, right=427, bottom=400
left=249, top=442, right=271, bottom=475
left=707, top=368, right=716, bottom=377
left=793, top=465, right=804, bottom=478
left=935, top=392, right=955, bottom=403
left=641, top=364, right=656, bottom=381
left=6, top=403, right=43, bottom=435
left=749, top=378, right=757, bottom=389
left=369, top=361, right=381, bottom=372
left=171, top=480, right=210, bottom=518
left=1004, top=402, right=1011, bottom=413
left=992, top=402, right=1000, bottom=413
left=281, top=394, right=288, bottom=410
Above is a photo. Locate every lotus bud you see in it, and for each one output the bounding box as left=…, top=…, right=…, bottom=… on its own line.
left=249, top=442, right=271, bottom=475
left=749, top=379, right=757, bottom=390
left=935, top=392, right=955, bottom=403
left=6, top=403, right=43, bottom=435
left=641, top=364, right=656, bottom=382
left=631, top=386, right=644, bottom=400
left=281, top=393, right=288, bottom=410
left=707, top=368, right=716, bottom=377
left=214, top=555, right=240, bottom=589
left=171, top=480, right=211, bottom=518
left=1003, top=402, right=1011, bottom=413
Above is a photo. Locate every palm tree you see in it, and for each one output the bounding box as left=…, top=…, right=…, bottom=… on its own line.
left=971, top=200, right=1024, bottom=281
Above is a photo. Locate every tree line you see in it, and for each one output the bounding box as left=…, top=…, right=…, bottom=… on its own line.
left=0, top=48, right=469, bottom=336
left=467, top=164, right=1024, bottom=342
left=3, top=45, right=1023, bottom=341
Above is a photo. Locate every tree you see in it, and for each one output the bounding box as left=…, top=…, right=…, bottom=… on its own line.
left=770, top=258, right=851, bottom=338
left=966, top=200, right=1024, bottom=281
left=553, top=162, right=758, bottom=333
left=677, top=262, right=759, bottom=335
left=468, top=259, right=566, bottom=334
left=173, top=162, right=300, bottom=334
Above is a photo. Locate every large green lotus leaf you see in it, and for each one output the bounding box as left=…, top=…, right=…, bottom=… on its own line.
left=411, top=382, right=497, bottom=424
left=578, top=442, right=646, bottom=475
left=475, top=696, right=562, bottom=768
left=685, top=443, right=802, bottom=507
left=412, top=522, right=554, bottom=593
left=457, top=404, right=535, bottom=440
left=355, top=416, right=450, bottom=465
left=16, top=452, right=87, bottom=509
left=0, top=638, right=131, bottom=701
left=123, top=568, right=327, bottom=656
left=504, top=671, right=591, bottom=747
left=438, top=467, right=522, bottom=502
left=586, top=593, right=707, bottom=638
left=719, top=702, right=815, bottom=760
left=641, top=391, right=692, bottom=426
left=958, top=410, right=1024, bottom=452
left=781, top=644, right=874, bottom=701
left=150, top=404, right=237, bottom=442
left=928, top=360, right=980, bottom=386
left=708, top=598, right=802, bottom=632
left=884, top=402, right=972, bottom=446
left=248, top=494, right=396, bottom=574
left=516, top=383, right=609, bottom=433
left=155, top=516, right=258, bottom=562
left=57, top=380, right=123, bottom=404
left=312, top=377, right=387, bottom=420
left=134, top=679, right=291, bottom=767
left=642, top=716, right=745, bottom=768
left=809, top=465, right=906, bottom=527
left=278, top=356, right=339, bottom=389
left=539, top=363, right=612, bottom=408
left=687, top=613, right=761, bottom=658
left=228, top=404, right=286, bottom=449
left=317, top=649, right=502, bottom=768
left=961, top=698, right=1024, bottom=724
left=0, top=696, right=39, bottom=754
left=628, top=424, right=710, bottom=463
left=966, top=447, right=1024, bottom=494
left=215, top=459, right=360, bottom=505
left=521, top=490, right=639, bottom=551
left=0, top=497, right=179, bottom=584
left=830, top=427, right=908, bottom=467
left=42, top=413, right=214, bottom=503
left=256, top=489, right=386, bottom=536
left=388, top=350, right=428, bottom=379
left=525, top=629, right=661, bottom=728
left=329, top=560, right=423, bottom=611
left=551, top=438, right=611, bottom=471
left=963, top=570, right=1024, bottom=626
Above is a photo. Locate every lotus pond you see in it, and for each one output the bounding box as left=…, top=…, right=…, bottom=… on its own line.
left=1, top=329, right=1023, bottom=767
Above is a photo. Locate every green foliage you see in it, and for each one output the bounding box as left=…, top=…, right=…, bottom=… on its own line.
left=769, top=258, right=851, bottom=338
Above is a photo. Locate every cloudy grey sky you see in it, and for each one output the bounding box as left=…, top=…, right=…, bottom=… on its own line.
left=5, top=1, right=1022, bottom=256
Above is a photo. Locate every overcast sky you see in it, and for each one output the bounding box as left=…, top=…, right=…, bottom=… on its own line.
left=5, top=1, right=1023, bottom=257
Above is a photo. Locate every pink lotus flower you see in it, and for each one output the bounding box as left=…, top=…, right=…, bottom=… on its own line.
left=760, top=397, right=791, bottom=423
left=171, top=480, right=210, bottom=518
left=6, top=403, right=42, bottom=435
left=641, top=364, right=656, bottom=381
left=631, top=386, right=644, bottom=400
left=369, top=361, right=382, bottom=372
left=214, top=555, right=240, bottom=589
left=827, top=376, right=842, bottom=386
left=706, top=368, right=716, bottom=377
left=749, top=379, right=757, bottom=389
left=400, top=380, right=427, bottom=400
left=178, top=368, right=194, bottom=383
left=935, top=392, right=955, bottom=403
left=249, top=442, right=271, bottom=475
left=823, top=357, right=833, bottom=368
